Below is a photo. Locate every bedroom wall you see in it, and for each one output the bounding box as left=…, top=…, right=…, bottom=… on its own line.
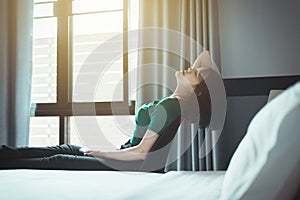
left=218, top=0, right=300, bottom=78
left=214, top=0, right=300, bottom=169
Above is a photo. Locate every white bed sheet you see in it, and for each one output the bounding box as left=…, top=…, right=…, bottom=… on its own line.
left=0, top=170, right=225, bottom=200
left=126, top=171, right=225, bottom=200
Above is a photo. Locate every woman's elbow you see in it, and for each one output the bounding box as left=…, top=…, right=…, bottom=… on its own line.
left=140, top=152, right=149, bottom=160
left=135, top=145, right=149, bottom=160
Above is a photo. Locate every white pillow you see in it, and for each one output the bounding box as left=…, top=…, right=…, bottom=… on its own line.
left=220, top=82, right=300, bottom=200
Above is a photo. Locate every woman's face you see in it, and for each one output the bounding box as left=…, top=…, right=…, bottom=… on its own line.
left=173, top=67, right=203, bottom=98
left=175, top=67, right=201, bottom=88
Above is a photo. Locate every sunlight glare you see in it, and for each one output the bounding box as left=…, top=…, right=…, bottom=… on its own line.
left=73, top=0, right=123, bottom=14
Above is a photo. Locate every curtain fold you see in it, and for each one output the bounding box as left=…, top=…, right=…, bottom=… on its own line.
left=137, top=0, right=221, bottom=171
left=0, top=0, right=33, bottom=147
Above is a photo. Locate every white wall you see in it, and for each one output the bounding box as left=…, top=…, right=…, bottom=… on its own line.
left=218, top=0, right=300, bottom=78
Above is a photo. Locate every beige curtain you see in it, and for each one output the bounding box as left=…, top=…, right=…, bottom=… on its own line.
left=137, top=0, right=221, bottom=171
left=0, top=0, right=33, bottom=147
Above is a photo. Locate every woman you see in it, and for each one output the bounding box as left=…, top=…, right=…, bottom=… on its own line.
left=0, top=52, right=212, bottom=172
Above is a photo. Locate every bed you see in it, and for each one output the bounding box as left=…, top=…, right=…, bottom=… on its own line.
left=0, top=82, right=299, bottom=200
left=0, top=170, right=225, bottom=200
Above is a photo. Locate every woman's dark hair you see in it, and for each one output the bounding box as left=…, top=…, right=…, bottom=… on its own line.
left=194, top=75, right=211, bottom=128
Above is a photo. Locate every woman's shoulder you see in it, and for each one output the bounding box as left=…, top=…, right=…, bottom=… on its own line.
left=157, top=96, right=179, bottom=105
left=155, top=96, right=180, bottom=114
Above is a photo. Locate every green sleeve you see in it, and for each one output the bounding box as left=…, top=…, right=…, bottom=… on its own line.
left=130, top=105, right=150, bottom=146
left=130, top=98, right=180, bottom=146
left=148, top=98, right=181, bottom=135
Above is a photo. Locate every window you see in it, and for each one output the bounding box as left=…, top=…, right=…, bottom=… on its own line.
left=69, top=115, right=135, bottom=148
left=30, top=0, right=139, bottom=147
left=29, top=117, right=59, bottom=147
left=32, top=0, right=57, bottom=103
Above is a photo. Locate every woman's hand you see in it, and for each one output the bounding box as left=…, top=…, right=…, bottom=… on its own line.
left=85, top=150, right=105, bottom=158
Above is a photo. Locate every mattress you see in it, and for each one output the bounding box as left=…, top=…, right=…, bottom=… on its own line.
left=0, top=170, right=225, bottom=200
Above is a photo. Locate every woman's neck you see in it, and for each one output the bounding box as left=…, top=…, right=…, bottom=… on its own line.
left=171, top=88, right=194, bottom=101
left=171, top=91, right=200, bottom=123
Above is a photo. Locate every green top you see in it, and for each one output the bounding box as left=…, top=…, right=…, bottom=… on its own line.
left=130, top=97, right=181, bottom=146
